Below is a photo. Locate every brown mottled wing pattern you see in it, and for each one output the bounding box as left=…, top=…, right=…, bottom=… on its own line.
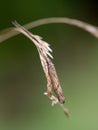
left=37, top=45, right=65, bottom=104
left=47, top=58, right=65, bottom=103
left=12, top=21, right=65, bottom=104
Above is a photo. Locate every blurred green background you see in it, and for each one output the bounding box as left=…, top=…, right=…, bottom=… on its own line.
left=0, top=0, right=98, bottom=130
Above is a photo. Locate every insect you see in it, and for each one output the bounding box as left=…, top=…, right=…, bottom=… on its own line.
left=13, top=21, right=70, bottom=117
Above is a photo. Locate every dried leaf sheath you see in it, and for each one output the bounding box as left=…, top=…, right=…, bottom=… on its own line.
left=12, top=21, right=65, bottom=104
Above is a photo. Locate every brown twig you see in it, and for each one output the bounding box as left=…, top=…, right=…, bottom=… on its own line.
left=0, top=17, right=98, bottom=43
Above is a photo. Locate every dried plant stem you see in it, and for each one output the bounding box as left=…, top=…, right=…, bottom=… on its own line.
left=59, top=103, right=70, bottom=117
left=0, top=17, right=98, bottom=43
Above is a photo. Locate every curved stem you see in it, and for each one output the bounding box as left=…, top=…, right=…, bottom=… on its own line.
left=0, top=17, right=98, bottom=43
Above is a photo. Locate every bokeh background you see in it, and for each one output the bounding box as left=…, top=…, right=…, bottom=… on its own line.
left=0, top=0, right=98, bottom=130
